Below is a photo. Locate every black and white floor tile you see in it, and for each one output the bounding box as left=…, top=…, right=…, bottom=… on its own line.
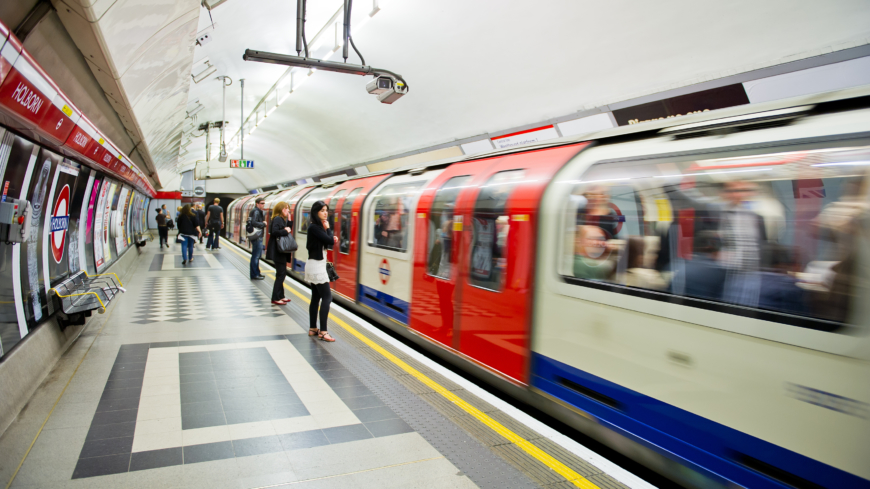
left=131, top=276, right=285, bottom=324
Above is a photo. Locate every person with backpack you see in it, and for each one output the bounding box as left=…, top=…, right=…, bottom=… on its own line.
left=177, top=204, right=202, bottom=265
left=155, top=208, right=169, bottom=248
left=205, top=198, right=224, bottom=250
left=248, top=197, right=267, bottom=280
left=266, top=202, right=293, bottom=305
left=306, top=200, right=339, bottom=342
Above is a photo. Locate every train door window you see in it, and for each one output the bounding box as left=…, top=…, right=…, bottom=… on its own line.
left=559, top=144, right=870, bottom=332
left=297, top=188, right=332, bottom=234
left=328, top=190, right=347, bottom=231
left=469, top=170, right=526, bottom=291
left=369, top=180, right=426, bottom=252
left=340, top=188, right=362, bottom=254
left=427, top=176, right=471, bottom=279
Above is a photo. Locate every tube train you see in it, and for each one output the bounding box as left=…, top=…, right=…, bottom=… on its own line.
left=227, top=88, right=870, bottom=489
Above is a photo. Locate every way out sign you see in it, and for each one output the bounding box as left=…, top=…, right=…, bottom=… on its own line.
left=230, top=159, right=254, bottom=169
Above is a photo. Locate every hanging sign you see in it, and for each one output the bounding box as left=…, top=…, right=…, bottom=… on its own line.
left=230, top=159, right=254, bottom=168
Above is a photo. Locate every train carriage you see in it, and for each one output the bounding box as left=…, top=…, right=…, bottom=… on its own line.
left=227, top=88, right=870, bottom=489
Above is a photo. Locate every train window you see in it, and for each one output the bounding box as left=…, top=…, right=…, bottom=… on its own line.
left=297, top=188, right=332, bottom=234
left=469, top=170, right=526, bottom=291
left=340, top=188, right=362, bottom=254
left=560, top=144, right=870, bottom=332
left=427, top=176, right=471, bottom=279
left=370, top=180, right=425, bottom=252
left=328, top=190, right=347, bottom=229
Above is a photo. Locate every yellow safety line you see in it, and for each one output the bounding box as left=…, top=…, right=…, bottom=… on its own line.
left=224, top=244, right=599, bottom=488
left=48, top=288, right=106, bottom=311
left=4, top=295, right=118, bottom=489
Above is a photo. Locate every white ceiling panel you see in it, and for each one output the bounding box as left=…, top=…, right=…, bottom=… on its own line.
left=157, top=0, right=870, bottom=190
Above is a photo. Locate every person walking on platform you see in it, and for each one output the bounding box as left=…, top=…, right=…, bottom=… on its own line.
left=194, top=203, right=207, bottom=244
left=177, top=204, right=202, bottom=265
left=155, top=208, right=169, bottom=248
left=266, top=202, right=293, bottom=305
left=205, top=198, right=224, bottom=250
left=249, top=197, right=267, bottom=280
left=306, top=200, right=339, bottom=342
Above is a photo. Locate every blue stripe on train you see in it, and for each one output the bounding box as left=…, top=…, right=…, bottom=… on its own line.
left=293, top=258, right=306, bottom=272
left=531, top=353, right=867, bottom=489
left=358, top=284, right=409, bottom=324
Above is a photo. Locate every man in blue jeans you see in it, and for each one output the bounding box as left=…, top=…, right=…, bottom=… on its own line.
left=249, top=198, right=267, bottom=279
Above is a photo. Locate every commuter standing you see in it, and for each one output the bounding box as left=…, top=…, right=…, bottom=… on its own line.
left=155, top=208, right=169, bottom=248
left=205, top=198, right=224, bottom=250
left=176, top=204, right=202, bottom=265
left=306, top=201, right=339, bottom=342
left=194, top=203, right=207, bottom=244
left=266, top=202, right=292, bottom=305
left=249, top=197, right=267, bottom=280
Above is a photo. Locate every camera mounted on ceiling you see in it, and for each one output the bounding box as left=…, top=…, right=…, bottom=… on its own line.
left=365, top=75, right=407, bottom=104
left=243, top=0, right=408, bottom=104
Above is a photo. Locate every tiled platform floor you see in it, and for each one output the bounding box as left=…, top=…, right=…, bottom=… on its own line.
left=0, top=236, right=640, bottom=489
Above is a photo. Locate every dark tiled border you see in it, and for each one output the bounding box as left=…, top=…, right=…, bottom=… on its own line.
left=72, top=335, right=414, bottom=479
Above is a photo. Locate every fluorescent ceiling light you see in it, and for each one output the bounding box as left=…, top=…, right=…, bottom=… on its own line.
left=812, top=160, right=870, bottom=167
left=187, top=104, right=204, bottom=117
left=266, top=106, right=277, bottom=117
left=192, top=64, right=217, bottom=84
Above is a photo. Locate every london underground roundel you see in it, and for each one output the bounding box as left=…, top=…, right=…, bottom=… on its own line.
left=50, top=184, right=70, bottom=263
left=379, top=258, right=390, bottom=285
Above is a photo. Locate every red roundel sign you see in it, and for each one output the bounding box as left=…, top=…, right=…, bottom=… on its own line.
left=379, top=258, right=391, bottom=285
left=50, top=184, right=70, bottom=263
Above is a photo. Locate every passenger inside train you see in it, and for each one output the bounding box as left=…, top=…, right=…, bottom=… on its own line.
left=563, top=146, right=870, bottom=330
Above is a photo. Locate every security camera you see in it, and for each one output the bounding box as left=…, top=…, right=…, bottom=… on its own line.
left=366, top=76, right=393, bottom=95
left=376, top=79, right=407, bottom=104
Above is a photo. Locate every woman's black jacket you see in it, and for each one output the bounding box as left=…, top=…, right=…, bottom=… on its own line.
left=266, top=216, right=291, bottom=261
left=306, top=222, right=334, bottom=260
left=177, top=213, right=200, bottom=235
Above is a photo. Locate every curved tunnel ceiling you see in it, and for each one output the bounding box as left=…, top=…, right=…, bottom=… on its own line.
left=177, top=0, right=870, bottom=190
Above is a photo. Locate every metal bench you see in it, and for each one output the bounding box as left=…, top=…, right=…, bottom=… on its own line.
left=49, top=271, right=125, bottom=329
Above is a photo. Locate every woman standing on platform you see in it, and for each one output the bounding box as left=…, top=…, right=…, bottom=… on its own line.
left=266, top=202, right=293, bottom=305
left=306, top=201, right=339, bottom=342
left=177, top=204, right=202, bottom=265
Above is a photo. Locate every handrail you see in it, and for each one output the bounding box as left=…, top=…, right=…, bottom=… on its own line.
left=80, top=271, right=124, bottom=288
left=48, top=288, right=106, bottom=313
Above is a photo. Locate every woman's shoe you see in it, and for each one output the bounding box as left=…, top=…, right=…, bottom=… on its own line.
left=319, top=332, right=335, bottom=342
left=271, top=300, right=286, bottom=305
left=182, top=260, right=187, bottom=265
left=308, top=329, right=320, bottom=336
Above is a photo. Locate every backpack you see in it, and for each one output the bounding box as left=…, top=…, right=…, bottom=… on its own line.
left=166, top=218, right=175, bottom=230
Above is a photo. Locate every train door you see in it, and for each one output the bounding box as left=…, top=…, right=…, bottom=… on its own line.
left=359, top=170, right=443, bottom=325
left=454, top=145, right=586, bottom=383
left=410, top=159, right=498, bottom=348
left=325, top=189, right=348, bottom=265
left=262, top=187, right=307, bottom=253
left=230, top=195, right=254, bottom=243
left=293, top=187, right=334, bottom=272
left=329, top=174, right=390, bottom=300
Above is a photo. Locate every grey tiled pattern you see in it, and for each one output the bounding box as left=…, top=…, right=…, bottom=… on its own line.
left=179, top=347, right=308, bottom=429
left=71, top=334, right=415, bottom=479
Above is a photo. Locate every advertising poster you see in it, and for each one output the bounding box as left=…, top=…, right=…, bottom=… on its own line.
left=100, top=181, right=117, bottom=270
left=114, top=186, right=129, bottom=252
left=74, top=170, right=94, bottom=275
left=93, top=178, right=109, bottom=270
left=22, top=149, right=61, bottom=325
left=0, top=133, right=35, bottom=356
